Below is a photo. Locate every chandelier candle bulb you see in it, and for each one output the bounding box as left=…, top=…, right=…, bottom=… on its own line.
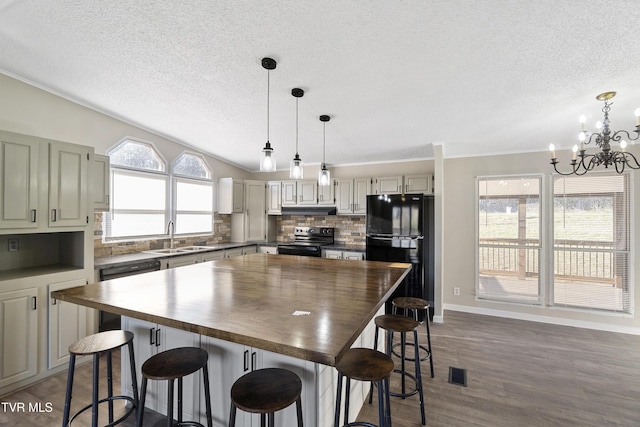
left=572, top=144, right=578, bottom=160
left=549, top=143, right=556, bottom=159
left=621, top=140, right=627, bottom=152
left=635, top=108, right=640, bottom=126
left=580, top=114, right=586, bottom=131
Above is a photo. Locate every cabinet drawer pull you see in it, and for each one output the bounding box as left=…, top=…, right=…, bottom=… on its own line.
left=31, top=209, right=36, bottom=222
left=51, top=209, right=57, bottom=222
left=155, top=328, right=161, bottom=347
left=243, top=350, right=250, bottom=372
left=106, top=195, right=110, bottom=206
left=149, top=328, right=155, bottom=345
left=32, top=296, right=37, bottom=310
left=251, top=351, right=257, bottom=371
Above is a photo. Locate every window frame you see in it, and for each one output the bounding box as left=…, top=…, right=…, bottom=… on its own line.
left=549, top=171, right=634, bottom=315
left=475, top=174, right=545, bottom=305
left=104, top=140, right=216, bottom=242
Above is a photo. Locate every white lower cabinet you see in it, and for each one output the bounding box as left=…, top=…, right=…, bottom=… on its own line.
left=323, top=250, right=364, bottom=261
left=259, top=246, right=277, bottom=254
left=0, top=287, right=38, bottom=388
left=164, top=254, right=201, bottom=269
left=201, top=250, right=226, bottom=262
left=121, top=317, right=201, bottom=422
left=199, top=336, right=316, bottom=427
left=122, top=309, right=381, bottom=427
left=48, top=278, right=87, bottom=369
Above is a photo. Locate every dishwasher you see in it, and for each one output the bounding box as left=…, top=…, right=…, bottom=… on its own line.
left=98, top=259, right=161, bottom=331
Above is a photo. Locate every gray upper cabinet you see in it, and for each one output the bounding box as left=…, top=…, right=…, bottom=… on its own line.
left=404, top=174, right=433, bottom=194
left=218, top=177, right=244, bottom=214
left=0, top=132, right=40, bottom=229
left=0, top=131, right=90, bottom=230
left=92, top=154, right=110, bottom=212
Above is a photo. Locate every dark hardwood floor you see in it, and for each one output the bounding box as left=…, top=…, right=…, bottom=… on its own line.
left=2, top=310, right=639, bottom=426
left=358, top=311, right=640, bottom=426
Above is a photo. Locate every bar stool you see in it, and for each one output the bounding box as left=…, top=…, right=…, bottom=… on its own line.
left=229, top=367, right=303, bottom=427
left=138, top=347, right=213, bottom=427
left=334, top=348, right=393, bottom=427
left=373, top=314, right=426, bottom=425
left=392, top=297, right=434, bottom=378
left=62, top=330, right=139, bottom=427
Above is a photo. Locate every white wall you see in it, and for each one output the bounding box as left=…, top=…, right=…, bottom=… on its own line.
left=0, top=73, right=251, bottom=181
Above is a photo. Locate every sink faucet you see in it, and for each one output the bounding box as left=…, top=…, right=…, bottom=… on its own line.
left=167, top=220, right=175, bottom=249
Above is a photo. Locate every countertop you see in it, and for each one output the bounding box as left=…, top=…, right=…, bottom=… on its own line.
left=95, top=242, right=275, bottom=269
left=54, top=254, right=410, bottom=366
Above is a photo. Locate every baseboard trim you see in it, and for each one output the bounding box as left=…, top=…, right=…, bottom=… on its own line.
left=443, top=303, right=640, bottom=336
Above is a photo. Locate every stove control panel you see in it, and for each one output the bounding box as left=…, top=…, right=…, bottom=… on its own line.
left=294, top=227, right=334, bottom=237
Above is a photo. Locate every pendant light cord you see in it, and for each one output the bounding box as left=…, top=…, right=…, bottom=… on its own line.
left=322, top=122, right=326, bottom=164
left=266, top=69, right=270, bottom=142
left=296, top=98, right=299, bottom=154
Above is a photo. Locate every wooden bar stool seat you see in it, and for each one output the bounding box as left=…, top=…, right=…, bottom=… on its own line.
left=138, top=347, right=213, bottom=427
left=229, top=367, right=303, bottom=427
left=334, top=348, right=393, bottom=427
left=62, top=330, right=139, bottom=427
left=373, top=314, right=426, bottom=425
left=392, top=297, right=434, bottom=377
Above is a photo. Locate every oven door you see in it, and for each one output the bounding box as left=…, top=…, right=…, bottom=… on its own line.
left=277, top=244, right=322, bottom=257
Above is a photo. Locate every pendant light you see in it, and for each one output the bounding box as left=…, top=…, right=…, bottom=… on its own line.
left=318, top=115, right=331, bottom=186
left=289, top=88, right=304, bottom=179
left=260, top=57, right=277, bottom=171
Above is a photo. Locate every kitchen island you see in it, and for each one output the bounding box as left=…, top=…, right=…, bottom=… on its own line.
left=52, top=254, right=411, bottom=426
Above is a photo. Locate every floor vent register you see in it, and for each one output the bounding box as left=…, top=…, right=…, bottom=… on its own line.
left=448, top=366, right=467, bottom=386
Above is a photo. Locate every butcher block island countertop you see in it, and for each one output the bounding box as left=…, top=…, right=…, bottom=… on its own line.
left=52, top=253, right=411, bottom=366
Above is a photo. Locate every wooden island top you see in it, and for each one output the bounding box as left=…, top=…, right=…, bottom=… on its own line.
left=52, top=254, right=411, bottom=366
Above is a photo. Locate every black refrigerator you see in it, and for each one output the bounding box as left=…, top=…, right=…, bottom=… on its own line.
left=366, top=194, right=435, bottom=320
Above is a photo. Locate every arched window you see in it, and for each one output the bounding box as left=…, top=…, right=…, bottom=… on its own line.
left=105, top=139, right=168, bottom=240
left=171, top=152, right=213, bottom=234
left=110, top=139, right=165, bottom=171
left=172, top=152, right=210, bottom=179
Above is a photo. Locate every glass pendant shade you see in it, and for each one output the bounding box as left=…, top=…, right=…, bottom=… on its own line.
left=289, top=88, right=305, bottom=179
left=318, top=163, right=331, bottom=186
left=260, top=141, right=276, bottom=171
left=290, top=154, right=304, bottom=179
left=318, top=114, right=331, bottom=186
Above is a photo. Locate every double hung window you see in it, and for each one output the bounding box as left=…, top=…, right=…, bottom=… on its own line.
left=477, top=176, right=543, bottom=304
left=552, top=173, right=632, bottom=314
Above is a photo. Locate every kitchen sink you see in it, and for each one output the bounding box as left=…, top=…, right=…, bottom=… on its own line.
left=143, top=246, right=215, bottom=255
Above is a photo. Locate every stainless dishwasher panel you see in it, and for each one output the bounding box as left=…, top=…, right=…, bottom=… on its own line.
left=98, top=259, right=161, bottom=331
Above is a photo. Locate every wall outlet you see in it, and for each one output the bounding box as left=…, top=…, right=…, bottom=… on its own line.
left=453, top=287, right=460, bottom=296
left=8, top=238, right=19, bottom=252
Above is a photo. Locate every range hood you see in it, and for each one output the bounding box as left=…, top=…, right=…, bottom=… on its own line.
left=281, top=206, right=337, bottom=216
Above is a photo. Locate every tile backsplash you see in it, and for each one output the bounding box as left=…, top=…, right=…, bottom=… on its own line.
left=93, top=212, right=232, bottom=257
left=277, top=215, right=366, bottom=247
left=93, top=213, right=365, bottom=256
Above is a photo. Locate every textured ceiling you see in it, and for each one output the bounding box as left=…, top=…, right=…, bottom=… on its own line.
left=1, top=0, right=639, bottom=171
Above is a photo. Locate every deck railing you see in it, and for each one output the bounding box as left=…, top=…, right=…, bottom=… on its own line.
left=478, top=238, right=617, bottom=284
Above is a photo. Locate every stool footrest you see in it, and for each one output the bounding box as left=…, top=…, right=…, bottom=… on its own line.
left=388, top=369, right=419, bottom=398
left=391, top=342, right=432, bottom=362
left=68, top=395, right=136, bottom=427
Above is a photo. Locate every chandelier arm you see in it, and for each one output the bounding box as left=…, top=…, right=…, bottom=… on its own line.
left=619, top=151, right=640, bottom=169
left=610, top=129, right=640, bottom=142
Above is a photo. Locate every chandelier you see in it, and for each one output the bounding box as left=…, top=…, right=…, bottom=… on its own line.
left=550, top=92, right=640, bottom=175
